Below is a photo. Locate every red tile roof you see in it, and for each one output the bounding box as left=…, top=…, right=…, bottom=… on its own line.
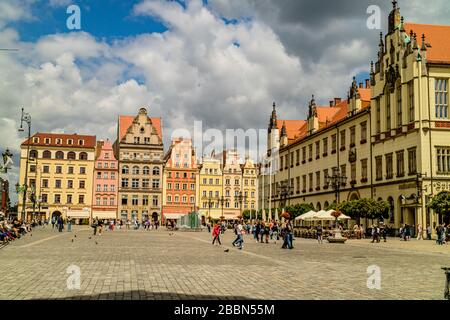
left=118, top=115, right=162, bottom=142
left=22, top=133, right=96, bottom=149
left=405, top=23, right=450, bottom=64
left=277, top=120, right=307, bottom=141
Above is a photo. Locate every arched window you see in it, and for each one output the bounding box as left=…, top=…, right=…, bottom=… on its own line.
left=316, top=202, right=322, bottom=211
left=152, top=166, right=160, bottom=175
left=56, top=151, right=64, bottom=159
left=29, top=150, right=38, bottom=159
left=324, top=201, right=329, bottom=210
left=42, top=150, right=51, bottom=159
left=122, top=166, right=129, bottom=174
left=79, top=152, right=88, bottom=160
left=67, top=151, right=76, bottom=160
left=132, top=166, right=140, bottom=175
left=388, top=197, right=395, bottom=224
left=143, top=166, right=150, bottom=175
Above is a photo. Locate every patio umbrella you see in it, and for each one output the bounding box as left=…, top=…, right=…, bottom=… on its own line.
left=275, top=208, right=279, bottom=221
left=297, top=210, right=317, bottom=221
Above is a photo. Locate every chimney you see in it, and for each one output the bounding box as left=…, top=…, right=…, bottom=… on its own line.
left=334, top=98, right=341, bottom=106
left=329, top=100, right=334, bottom=107
left=359, top=82, right=363, bottom=88
left=365, top=79, right=370, bottom=88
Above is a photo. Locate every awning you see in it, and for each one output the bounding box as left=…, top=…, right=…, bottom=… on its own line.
left=67, top=210, right=90, bottom=218
left=163, top=213, right=184, bottom=220
left=92, top=211, right=117, bottom=219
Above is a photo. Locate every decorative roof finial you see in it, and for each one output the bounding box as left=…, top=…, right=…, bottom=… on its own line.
left=392, top=0, right=398, bottom=9
left=421, top=33, right=427, bottom=51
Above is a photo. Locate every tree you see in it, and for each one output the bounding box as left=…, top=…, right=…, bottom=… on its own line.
left=284, top=203, right=314, bottom=219
left=338, top=198, right=389, bottom=224
left=427, top=192, right=450, bottom=223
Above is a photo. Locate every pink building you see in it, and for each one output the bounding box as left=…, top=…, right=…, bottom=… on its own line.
left=91, top=139, right=119, bottom=221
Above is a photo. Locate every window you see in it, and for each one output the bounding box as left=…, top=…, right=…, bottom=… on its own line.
left=350, top=126, right=356, bottom=146
left=376, top=156, right=383, bottom=181
left=132, top=196, right=138, bottom=206
left=56, top=151, right=64, bottom=159
left=132, top=166, right=139, bottom=175
left=103, top=198, right=108, bottom=206
left=182, top=183, right=187, bottom=190
left=175, top=183, right=180, bottom=190
left=68, top=180, right=73, bottom=189
left=190, top=184, right=195, bottom=190
left=110, top=197, right=114, bottom=206
left=110, top=185, right=115, bottom=192
left=437, top=147, right=450, bottom=173
left=280, top=156, right=284, bottom=169
left=67, top=139, right=73, bottom=145
left=122, top=195, right=128, bottom=205
left=396, top=151, right=405, bottom=177
left=29, top=179, right=36, bottom=188
left=182, top=196, right=187, bottom=203
left=41, top=194, right=48, bottom=203
left=386, top=92, right=391, bottom=131
left=43, top=150, right=51, bottom=159
left=122, top=166, right=129, bottom=174
left=54, top=194, right=61, bottom=204
left=234, top=179, right=239, bottom=185
left=361, top=159, right=368, bottom=180
left=132, top=179, right=139, bottom=189
left=386, top=153, right=393, bottom=179
left=315, top=141, right=320, bottom=158
left=175, top=196, right=180, bottom=203
left=397, top=85, right=402, bottom=127
left=103, top=184, right=108, bottom=192
left=79, top=180, right=85, bottom=189
left=323, top=138, right=328, bottom=155
left=67, top=195, right=72, bottom=204
left=308, top=144, right=313, bottom=160
left=153, top=167, right=160, bottom=175
left=340, top=165, right=346, bottom=183
left=167, top=195, right=172, bottom=203
left=55, top=180, right=61, bottom=188
left=78, top=195, right=84, bottom=204
left=376, top=98, right=381, bottom=134
left=302, top=147, right=306, bottom=162
left=435, top=78, right=448, bottom=119
left=55, top=166, right=62, bottom=174
left=97, top=172, right=102, bottom=179
left=103, top=163, right=108, bottom=169
left=408, top=148, right=417, bottom=175
left=29, top=150, right=38, bottom=159
left=340, top=130, right=346, bottom=149
left=143, top=166, right=150, bottom=175
left=121, top=178, right=129, bottom=188
left=190, top=196, right=195, bottom=204
left=78, top=139, right=84, bottom=146
left=96, top=184, right=101, bottom=192
left=351, top=163, right=356, bottom=182
left=42, top=179, right=48, bottom=188
left=296, top=149, right=300, bottom=164
left=143, top=196, right=149, bottom=206
left=32, top=137, right=39, bottom=144
left=142, top=179, right=150, bottom=188
left=44, top=138, right=50, bottom=144
left=68, top=166, right=74, bottom=174
left=134, top=137, right=140, bottom=144
left=103, top=172, right=108, bottom=179
left=302, top=175, right=306, bottom=192
left=111, top=173, right=115, bottom=180
left=316, top=171, right=320, bottom=189
left=80, top=167, right=86, bottom=174
left=331, top=135, right=337, bottom=152
left=152, top=179, right=160, bottom=189
left=308, top=173, right=313, bottom=191
left=79, top=152, right=88, bottom=160
left=104, top=152, right=109, bottom=159
left=43, top=165, right=49, bottom=173
left=408, top=81, right=415, bottom=123
left=153, top=196, right=159, bottom=206
left=360, top=122, right=367, bottom=142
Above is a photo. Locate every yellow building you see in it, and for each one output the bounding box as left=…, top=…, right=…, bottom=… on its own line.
left=241, top=157, right=258, bottom=213
left=18, top=133, right=96, bottom=222
left=198, top=156, right=224, bottom=220
left=259, top=1, right=450, bottom=236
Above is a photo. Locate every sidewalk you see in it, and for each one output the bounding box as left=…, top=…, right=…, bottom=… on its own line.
left=346, top=237, right=450, bottom=255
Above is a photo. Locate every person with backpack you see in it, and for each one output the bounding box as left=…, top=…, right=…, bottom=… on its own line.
left=212, top=223, right=222, bottom=245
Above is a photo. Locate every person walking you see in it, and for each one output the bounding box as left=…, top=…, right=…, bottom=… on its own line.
left=405, top=224, right=411, bottom=241
left=282, top=220, right=294, bottom=249
left=212, top=223, right=221, bottom=245
left=272, top=222, right=279, bottom=244
left=92, top=218, right=98, bottom=236
left=57, top=216, right=63, bottom=232
left=67, top=218, right=72, bottom=232
left=207, top=222, right=211, bottom=233
left=380, top=225, right=387, bottom=242
left=259, top=221, right=266, bottom=243
left=316, top=225, right=323, bottom=244
left=426, top=224, right=432, bottom=240
left=232, top=221, right=244, bottom=249
left=51, top=216, right=56, bottom=229
left=417, top=224, right=423, bottom=240
left=97, top=219, right=103, bottom=235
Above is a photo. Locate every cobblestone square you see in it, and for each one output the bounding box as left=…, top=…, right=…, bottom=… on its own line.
left=1, top=226, right=448, bottom=300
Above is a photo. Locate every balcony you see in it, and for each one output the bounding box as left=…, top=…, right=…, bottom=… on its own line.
left=302, top=189, right=306, bottom=193
left=315, top=186, right=321, bottom=191
left=360, top=177, right=368, bottom=183
left=350, top=179, right=357, bottom=186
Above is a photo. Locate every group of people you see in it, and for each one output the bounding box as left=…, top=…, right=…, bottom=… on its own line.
left=0, top=219, right=32, bottom=245
left=211, top=219, right=295, bottom=250
left=91, top=218, right=160, bottom=235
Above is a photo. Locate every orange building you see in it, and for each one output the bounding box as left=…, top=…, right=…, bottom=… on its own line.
left=162, top=138, right=198, bottom=223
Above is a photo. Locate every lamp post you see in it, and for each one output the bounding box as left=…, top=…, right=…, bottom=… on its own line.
left=203, top=196, right=214, bottom=222
left=217, top=196, right=226, bottom=221
left=325, top=167, right=347, bottom=205
left=236, top=191, right=248, bottom=221
left=18, top=108, right=31, bottom=221
left=276, top=180, right=293, bottom=219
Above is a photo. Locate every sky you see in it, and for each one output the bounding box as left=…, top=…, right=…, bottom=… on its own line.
left=1, top=0, right=450, bottom=204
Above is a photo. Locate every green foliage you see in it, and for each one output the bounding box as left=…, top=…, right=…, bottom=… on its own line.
left=427, top=192, right=450, bottom=217
left=338, top=198, right=390, bottom=221
left=242, top=210, right=257, bottom=220
left=284, top=203, right=314, bottom=219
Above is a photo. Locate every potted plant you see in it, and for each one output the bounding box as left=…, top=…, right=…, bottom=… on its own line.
left=327, top=210, right=347, bottom=243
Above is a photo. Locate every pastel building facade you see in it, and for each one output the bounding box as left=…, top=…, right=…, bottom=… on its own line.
left=92, top=139, right=119, bottom=220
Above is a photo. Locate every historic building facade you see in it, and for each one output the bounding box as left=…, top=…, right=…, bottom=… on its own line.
left=92, top=139, right=118, bottom=220
left=162, top=138, right=198, bottom=223
left=221, top=150, right=243, bottom=218
left=18, top=133, right=96, bottom=222
left=198, top=155, right=223, bottom=220
left=259, top=1, right=450, bottom=236
left=241, top=157, right=258, bottom=213
left=114, top=108, right=164, bottom=223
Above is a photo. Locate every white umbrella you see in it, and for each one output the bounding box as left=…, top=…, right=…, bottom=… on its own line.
left=296, top=210, right=317, bottom=221
left=275, top=208, right=279, bottom=222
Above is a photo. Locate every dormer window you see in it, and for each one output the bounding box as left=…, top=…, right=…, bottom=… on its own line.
left=33, top=137, right=39, bottom=144
left=67, top=139, right=73, bottom=145
left=78, top=139, right=84, bottom=146
left=56, top=138, right=62, bottom=145
left=140, top=127, right=145, bottom=134
left=44, top=138, right=50, bottom=144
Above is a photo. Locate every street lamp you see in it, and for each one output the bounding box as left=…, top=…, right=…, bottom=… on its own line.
left=325, top=167, right=347, bottom=204
left=202, top=196, right=214, bottom=222
left=217, top=196, right=226, bottom=221
left=236, top=191, right=248, bottom=221
left=18, top=108, right=31, bottom=221
left=276, top=180, right=293, bottom=218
